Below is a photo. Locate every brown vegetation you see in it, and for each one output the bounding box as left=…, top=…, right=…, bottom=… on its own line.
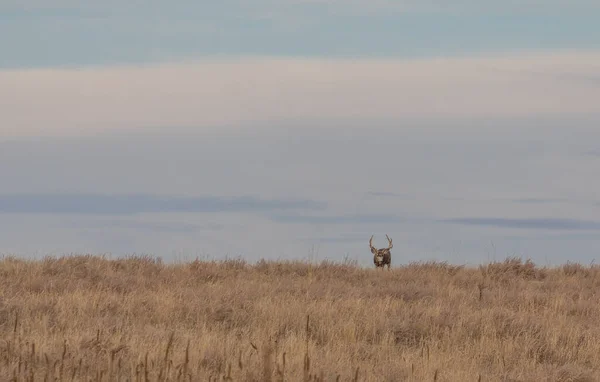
left=0, top=255, right=599, bottom=381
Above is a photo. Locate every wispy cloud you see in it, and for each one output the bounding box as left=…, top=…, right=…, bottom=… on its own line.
left=442, top=217, right=600, bottom=231
left=270, top=213, right=417, bottom=224
left=511, top=198, right=570, bottom=204
left=300, top=233, right=371, bottom=243
left=584, top=149, right=600, bottom=157
left=64, top=218, right=223, bottom=233
left=365, top=191, right=415, bottom=198
left=0, top=194, right=325, bottom=215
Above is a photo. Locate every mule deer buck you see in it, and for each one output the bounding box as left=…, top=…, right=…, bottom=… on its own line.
left=369, top=234, right=392, bottom=270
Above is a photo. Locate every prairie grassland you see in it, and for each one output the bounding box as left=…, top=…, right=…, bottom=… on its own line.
left=0, top=255, right=599, bottom=381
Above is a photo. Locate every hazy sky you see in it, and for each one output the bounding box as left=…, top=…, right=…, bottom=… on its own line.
left=2, top=1, right=600, bottom=266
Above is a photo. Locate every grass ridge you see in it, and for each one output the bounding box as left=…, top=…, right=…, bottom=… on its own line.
left=0, top=255, right=598, bottom=381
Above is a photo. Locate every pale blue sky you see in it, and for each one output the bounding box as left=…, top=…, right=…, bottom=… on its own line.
left=1, top=1, right=600, bottom=67
left=2, top=2, right=600, bottom=265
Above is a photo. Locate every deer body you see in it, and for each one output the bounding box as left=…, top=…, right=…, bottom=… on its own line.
left=369, top=235, right=392, bottom=269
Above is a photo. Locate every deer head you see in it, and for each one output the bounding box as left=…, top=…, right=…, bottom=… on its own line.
left=369, top=234, right=393, bottom=269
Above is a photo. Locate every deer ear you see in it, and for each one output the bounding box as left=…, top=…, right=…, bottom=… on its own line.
left=370, top=247, right=378, bottom=255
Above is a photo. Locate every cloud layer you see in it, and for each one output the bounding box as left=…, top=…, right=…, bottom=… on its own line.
left=443, top=217, right=600, bottom=231
left=2, top=52, right=600, bottom=138
left=0, top=194, right=325, bottom=215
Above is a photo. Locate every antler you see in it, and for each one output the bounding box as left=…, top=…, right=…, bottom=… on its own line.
left=385, top=234, right=393, bottom=250
left=369, top=235, right=375, bottom=250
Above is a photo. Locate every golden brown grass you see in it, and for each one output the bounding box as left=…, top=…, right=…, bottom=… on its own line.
left=0, top=255, right=599, bottom=381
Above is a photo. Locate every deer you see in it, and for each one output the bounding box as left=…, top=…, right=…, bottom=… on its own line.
left=369, top=234, right=393, bottom=270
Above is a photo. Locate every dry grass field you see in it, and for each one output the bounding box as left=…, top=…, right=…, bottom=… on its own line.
left=1, top=255, right=599, bottom=381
